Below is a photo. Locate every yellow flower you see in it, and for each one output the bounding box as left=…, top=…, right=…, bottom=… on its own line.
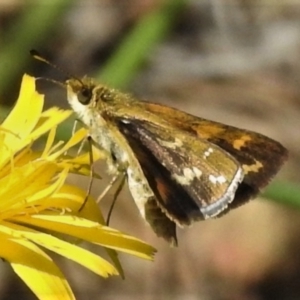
left=0, top=74, right=156, bottom=299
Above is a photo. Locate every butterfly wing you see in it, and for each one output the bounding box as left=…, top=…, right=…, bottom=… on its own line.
left=117, top=118, right=244, bottom=225
left=143, top=102, right=288, bottom=211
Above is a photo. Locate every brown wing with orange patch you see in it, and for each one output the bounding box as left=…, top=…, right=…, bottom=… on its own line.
left=144, top=102, right=288, bottom=210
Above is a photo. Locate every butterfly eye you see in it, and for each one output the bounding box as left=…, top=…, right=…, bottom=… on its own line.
left=78, top=87, right=92, bottom=105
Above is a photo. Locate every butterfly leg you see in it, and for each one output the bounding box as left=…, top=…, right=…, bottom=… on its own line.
left=78, top=135, right=95, bottom=212
left=75, top=120, right=88, bottom=156
left=106, top=174, right=126, bottom=225
left=96, top=171, right=125, bottom=204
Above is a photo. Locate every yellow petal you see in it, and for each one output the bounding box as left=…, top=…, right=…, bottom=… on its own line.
left=13, top=214, right=156, bottom=260
left=59, top=145, right=104, bottom=177
left=0, top=145, right=35, bottom=179
left=0, top=232, right=74, bottom=300
left=49, top=184, right=105, bottom=223
left=0, top=76, right=71, bottom=169
left=1, top=75, right=43, bottom=160
left=42, top=126, right=57, bottom=158
left=29, top=108, right=72, bottom=142
left=0, top=161, right=59, bottom=212
left=9, top=168, right=70, bottom=218
left=46, top=128, right=87, bottom=160
left=1, top=222, right=118, bottom=278
left=2, top=74, right=44, bottom=138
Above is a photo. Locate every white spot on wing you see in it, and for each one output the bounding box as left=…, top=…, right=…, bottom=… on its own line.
left=172, top=173, right=192, bottom=185
left=173, top=167, right=203, bottom=185
left=183, top=168, right=195, bottom=181
left=192, top=167, right=202, bottom=179
left=203, top=147, right=214, bottom=159
left=201, top=167, right=244, bottom=218
left=158, top=137, right=183, bottom=149
left=209, top=174, right=226, bottom=184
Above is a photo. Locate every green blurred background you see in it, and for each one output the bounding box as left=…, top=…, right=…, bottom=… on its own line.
left=0, top=0, right=299, bottom=299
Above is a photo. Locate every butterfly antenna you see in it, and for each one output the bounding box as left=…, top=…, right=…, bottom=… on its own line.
left=30, top=49, right=84, bottom=86
left=35, top=76, right=65, bottom=88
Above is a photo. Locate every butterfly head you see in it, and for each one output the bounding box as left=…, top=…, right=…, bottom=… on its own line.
left=66, top=76, right=129, bottom=123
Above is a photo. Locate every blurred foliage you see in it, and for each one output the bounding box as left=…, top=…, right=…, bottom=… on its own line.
left=0, top=0, right=74, bottom=96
